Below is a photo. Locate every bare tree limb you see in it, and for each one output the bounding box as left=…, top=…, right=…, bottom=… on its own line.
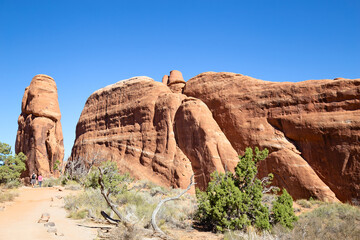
left=98, top=166, right=133, bottom=231
left=262, top=186, right=278, bottom=194
left=261, top=176, right=271, bottom=185
left=100, top=210, right=121, bottom=225
left=151, top=174, right=195, bottom=236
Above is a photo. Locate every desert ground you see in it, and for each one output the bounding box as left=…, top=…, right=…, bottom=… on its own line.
left=0, top=187, right=98, bottom=240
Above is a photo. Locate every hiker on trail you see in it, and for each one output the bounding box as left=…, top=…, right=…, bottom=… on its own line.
left=31, top=172, right=37, bottom=188
left=38, top=173, right=43, bottom=187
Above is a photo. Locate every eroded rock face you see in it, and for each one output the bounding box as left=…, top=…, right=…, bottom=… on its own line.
left=174, top=97, right=239, bottom=188
left=184, top=72, right=360, bottom=202
left=162, top=70, right=186, bottom=93
left=16, top=74, right=64, bottom=177
left=68, top=75, right=238, bottom=191
left=69, top=70, right=359, bottom=202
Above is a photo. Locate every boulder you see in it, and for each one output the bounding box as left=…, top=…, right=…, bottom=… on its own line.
left=16, top=74, right=64, bottom=178
left=184, top=72, right=360, bottom=202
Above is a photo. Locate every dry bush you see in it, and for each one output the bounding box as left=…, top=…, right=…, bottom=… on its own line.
left=0, top=189, right=19, bottom=203
left=64, top=188, right=110, bottom=219
left=273, top=203, right=360, bottom=240
left=64, top=180, right=82, bottom=190
left=224, top=227, right=275, bottom=240
left=4, top=180, right=22, bottom=189
left=113, top=184, right=196, bottom=230
left=63, top=180, right=196, bottom=232
left=105, top=224, right=155, bottom=240
left=42, top=177, right=62, bottom=187
left=296, top=199, right=312, bottom=208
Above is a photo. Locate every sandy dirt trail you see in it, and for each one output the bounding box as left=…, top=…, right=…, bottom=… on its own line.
left=0, top=187, right=97, bottom=240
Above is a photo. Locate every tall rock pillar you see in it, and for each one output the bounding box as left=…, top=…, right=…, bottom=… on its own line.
left=16, top=74, right=64, bottom=177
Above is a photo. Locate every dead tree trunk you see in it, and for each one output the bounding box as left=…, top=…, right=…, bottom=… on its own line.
left=151, top=174, right=195, bottom=236
left=98, top=167, right=133, bottom=231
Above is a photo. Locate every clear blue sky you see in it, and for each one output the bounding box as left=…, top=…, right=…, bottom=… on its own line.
left=0, top=0, right=359, bottom=159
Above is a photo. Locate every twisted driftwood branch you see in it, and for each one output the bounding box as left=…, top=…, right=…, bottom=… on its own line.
left=151, top=174, right=195, bottom=236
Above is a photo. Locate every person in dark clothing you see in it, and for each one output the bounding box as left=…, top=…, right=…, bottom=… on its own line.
left=31, top=172, right=37, bottom=188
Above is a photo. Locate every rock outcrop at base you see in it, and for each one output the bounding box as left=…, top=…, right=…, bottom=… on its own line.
left=184, top=72, right=360, bottom=202
left=68, top=70, right=359, bottom=202
left=16, top=74, right=64, bottom=177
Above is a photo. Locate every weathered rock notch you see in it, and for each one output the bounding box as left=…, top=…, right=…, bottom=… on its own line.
left=16, top=74, right=64, bottom=177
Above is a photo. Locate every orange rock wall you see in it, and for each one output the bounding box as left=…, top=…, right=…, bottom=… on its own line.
left=16, top=74, right=64, bottom=177
left=184, top=72, right=360, bottom=202
left=69, top=70, right=359, bottom=202
left=69, top=76, right=238, bottom=191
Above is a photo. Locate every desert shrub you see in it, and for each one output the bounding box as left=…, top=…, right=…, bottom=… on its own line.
left=308, top=197, right=326, bottom=206
left=196, top=147, right=297, bottom=232
left=53, top=160, right=61, bottom=171
left=271, top=189, right=298, bottom=229
left=0, top=142, right=26, bottom=185
left=42, top=177, right=62, bottom=187
left=83, top=167, right=100, bottom=189
left=0, top=190, right=19, bottom=202
left=296, top=199, right=312, bottom=208
left=224, top=227, right=276, bottom=240
left=64, top=178, right=196, bottom=230
left=64, top=180, right=82, bottom=190
left=273, top=203, right=360, bottom=240
left=113, top=185, right=196, bottom=229
left=86, top=161, right=132, bottom=193
left=4, top=180, right=22, bottom=189
left=64, top=188, right=110, bottom=219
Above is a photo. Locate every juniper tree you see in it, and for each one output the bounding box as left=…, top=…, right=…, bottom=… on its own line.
left=0, top=142, right=26, bottom=185
left=196, top=147, right=297, bottom=232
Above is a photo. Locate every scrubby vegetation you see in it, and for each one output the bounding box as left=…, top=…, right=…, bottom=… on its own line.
left=273, top=203, right=360, bottom=240
left=0, top=189, right=19, bottom=203
left=42, top=177, right=62, bottom=187
left=62, top=150, right=360, bottom=240
left=0, top=142, right=26, bottom=187
left=64, top=161, right=196, bottom=235
left=196, top=147, right=297, bottom=232
left=64, top=180, right=196, bottom=230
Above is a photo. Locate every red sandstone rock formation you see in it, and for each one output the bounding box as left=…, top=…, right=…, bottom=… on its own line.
left=69, top=70, right=359, bottom=202
left=162, top=70, right=186, bottom=93
left=68, top=74, right=238, bottom=191
left=16, top=74, right=64, bottom=177
left=184, top=72, right=360, bottom=202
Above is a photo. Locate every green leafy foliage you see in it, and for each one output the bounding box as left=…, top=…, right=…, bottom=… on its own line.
left=271, top=189, right=298, bottom=229
left=53, top=160, right=61, bottom=170
left=0, top=142, right=26, bottom=185
left=84, top=167, right=100, bottom=189
left=85, top=161, right=132, bottom=195
left=196, top=147, right=297, bottom=233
